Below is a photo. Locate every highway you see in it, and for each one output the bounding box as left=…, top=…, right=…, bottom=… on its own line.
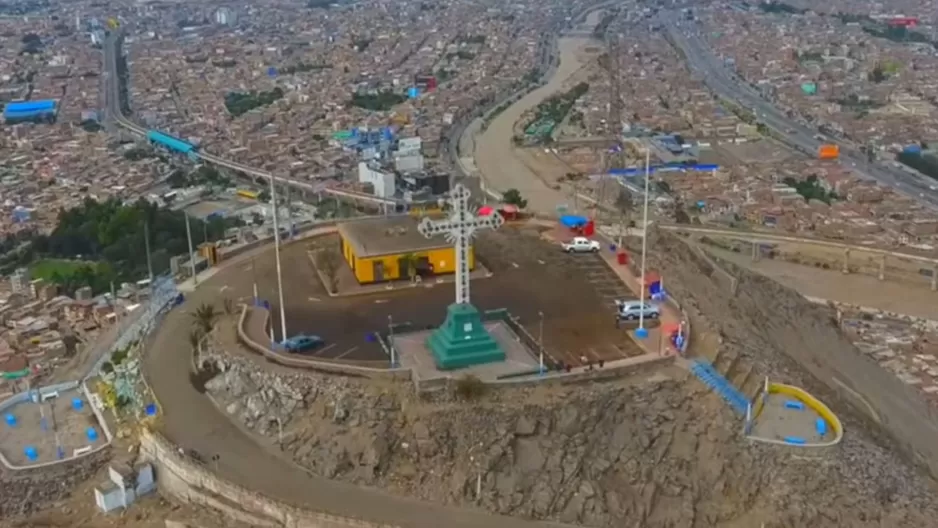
left=102, top=32, right=398, bottom=208
left=661, top=15, right=938, bottom=209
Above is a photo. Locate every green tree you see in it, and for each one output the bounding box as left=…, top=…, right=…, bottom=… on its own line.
left=502, top=189, right=528, bottom=209
left=15, top=198, right=241, bottom=291
left=400, top=253, right=419, bottom=282
left=190, top=303, right=219, bottom=335
left=350, top=91, right=406, bottom=111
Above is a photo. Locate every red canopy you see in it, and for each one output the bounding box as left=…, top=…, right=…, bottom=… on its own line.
left=478, top=205, right=495, bottom=216
left=640, top=271, right=661, bottom=286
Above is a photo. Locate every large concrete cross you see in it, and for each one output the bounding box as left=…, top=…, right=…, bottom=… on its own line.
left=418, top=184, right=503, bottom=305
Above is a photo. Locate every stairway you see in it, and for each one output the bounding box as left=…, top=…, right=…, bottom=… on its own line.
left=690, top=359, right=749, bottom=414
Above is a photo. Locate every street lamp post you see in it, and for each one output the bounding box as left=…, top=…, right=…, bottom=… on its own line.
left=388, top=314, right=396, bottom=368
left=269, top=173, right=288, bottom=343
left=636, top=149, right=651, bottom=340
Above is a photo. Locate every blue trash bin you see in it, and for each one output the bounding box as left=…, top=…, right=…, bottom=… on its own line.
left=4, top=414, right=16, bottom=427
left=86, top=427, right=99, bottom=442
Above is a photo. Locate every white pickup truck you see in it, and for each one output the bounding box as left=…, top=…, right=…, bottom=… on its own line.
left=561, top=237, right=601, bottom=253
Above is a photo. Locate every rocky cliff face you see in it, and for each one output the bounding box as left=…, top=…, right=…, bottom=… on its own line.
left=202, top=344, right=938, bottom=528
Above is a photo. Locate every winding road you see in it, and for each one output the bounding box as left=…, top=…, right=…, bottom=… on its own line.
left=135, top=4, right=610, bottom=527
left=142, top=243, right=572, bottom=528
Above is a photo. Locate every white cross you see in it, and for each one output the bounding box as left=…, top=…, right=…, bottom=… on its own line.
left=417, top=184, right=503, bottom=305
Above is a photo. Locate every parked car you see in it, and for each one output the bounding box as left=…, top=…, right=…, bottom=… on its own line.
left=561, top=237, right=601, bottom=253
left=615, top=300, right=661, bottom=321
left=283, top=334, right=325, bottom=353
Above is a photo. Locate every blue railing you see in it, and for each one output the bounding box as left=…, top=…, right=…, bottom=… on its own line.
left=690, top=359, right=748, bottom=414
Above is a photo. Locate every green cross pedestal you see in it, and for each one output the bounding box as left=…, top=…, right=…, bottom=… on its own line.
left=417, top=184, right=507, bottom=370
left=426, top=303, right=505, bottom=370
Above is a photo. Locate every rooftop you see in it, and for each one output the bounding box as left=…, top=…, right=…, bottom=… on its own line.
left=338, top=215, right=453, bottom=258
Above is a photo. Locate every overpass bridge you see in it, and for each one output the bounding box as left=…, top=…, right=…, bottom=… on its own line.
left=103, top=33, right=399, bottom=210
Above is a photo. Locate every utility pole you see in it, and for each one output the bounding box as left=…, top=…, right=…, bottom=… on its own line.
left=284, top=184, right=294, bottom=239
left=388, top=314, right=396, bottom=367
left=269, top=174, right=288, bottom=343
left=184, top=212, right=198, bottom=286
left=538, top=311, right=545, bottom=374
left=110, top=281, right=121, bottom=328
left=251, top=257, right=258, bottom=304
left=593, top=31, right=623, bottom=224
left=636, top=149, right=651, bottom=340
left=143, top=219, right=154, bottom=285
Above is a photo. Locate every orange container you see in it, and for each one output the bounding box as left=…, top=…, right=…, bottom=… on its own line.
left=818, top=144, right=840, bottom=160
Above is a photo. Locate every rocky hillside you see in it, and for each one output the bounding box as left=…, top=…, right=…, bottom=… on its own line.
left=202, top=339, right=938, bottom=528
left=629, top=230, right=938, bottom=480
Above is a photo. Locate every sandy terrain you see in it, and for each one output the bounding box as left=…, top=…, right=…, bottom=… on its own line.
left=704, top=245, right=938, bottom=320
left=474, top=37, right=596, bottom=212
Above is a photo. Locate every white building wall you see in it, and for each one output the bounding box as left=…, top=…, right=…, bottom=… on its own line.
left=357, top=163, right=396, bottom=198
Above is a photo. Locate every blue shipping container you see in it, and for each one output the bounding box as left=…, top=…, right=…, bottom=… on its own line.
left=4, top=109, right=56, bottom=122
left=147, top=130, right=195, bottom=154
left=5, top=100, right=56, bottom=113
left=903, top=145, right=922, bottom=155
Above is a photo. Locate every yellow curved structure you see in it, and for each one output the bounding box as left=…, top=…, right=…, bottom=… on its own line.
left=747, top=380, right=844, bottom=448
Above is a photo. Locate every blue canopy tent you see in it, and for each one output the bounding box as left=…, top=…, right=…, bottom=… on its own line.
left=559, top=215, right=588, bottom=228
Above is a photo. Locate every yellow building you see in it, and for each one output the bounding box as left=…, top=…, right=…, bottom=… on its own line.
left=337, top=216, right=476, bottom=284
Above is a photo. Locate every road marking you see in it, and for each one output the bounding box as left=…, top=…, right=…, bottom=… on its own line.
left=538, top=259, right=545, bottom=265
left=374, top=299, right=389, bottom=304
left=310, top=343, right=337, bottom=356
left=335, top=346, right=359, bottom=359
left=512, top=262, right=520, bottom=268
left=308, top=296, right=320, bottom=302
left=219, top=285, right=230, bottom=292
left=832, top=376, right=881, bottom=424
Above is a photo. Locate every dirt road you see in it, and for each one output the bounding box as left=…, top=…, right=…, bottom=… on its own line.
left=474, top=37, right=593, bottom=212
left=706, top=246, right=938, bottom=320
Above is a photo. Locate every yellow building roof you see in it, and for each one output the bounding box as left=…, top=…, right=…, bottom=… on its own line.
left=337, top=215, right=454, bottom=258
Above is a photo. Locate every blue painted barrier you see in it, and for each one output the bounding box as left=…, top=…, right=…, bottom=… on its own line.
left=784, top=400, right=804, bottom=411
left=690, top=360, right=748, bottom=415
left=815, top=418, right=827, bottom=436
left=783, top=436, right=806, bottom=445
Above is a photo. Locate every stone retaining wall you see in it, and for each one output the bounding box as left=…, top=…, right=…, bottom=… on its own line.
left=139, top=430, right=398, bottom=528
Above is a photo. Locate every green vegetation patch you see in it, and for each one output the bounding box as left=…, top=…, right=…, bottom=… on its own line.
left=167, top=165, right=230, bottom=189
left=896, top=151, right=938, bottom=182
left=350, top=91, right=406, bottom=112
left=30, top=259, right=116, bottom=296
left=525, top=82, right=589, bottom=138
left=225, top=87, right=285, bottom=117
left=8, top=199, right=240, bottom=295
left=783, top=175, right=838, bottom=204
